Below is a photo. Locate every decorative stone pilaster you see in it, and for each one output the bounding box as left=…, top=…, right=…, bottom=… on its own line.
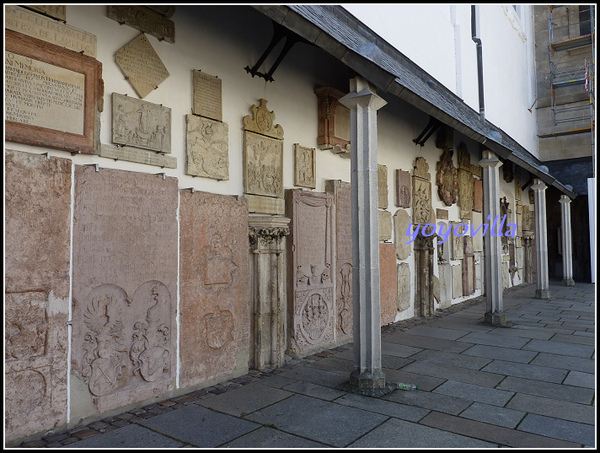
left=248, top=215, right=290, bottom=370
left=559, top=195, right=575, bottom=287
left=479, top=150, right=505, bottom=325
left=531, top=179, right=551, bottom=299
left=339, top=77, right=388, bottom=393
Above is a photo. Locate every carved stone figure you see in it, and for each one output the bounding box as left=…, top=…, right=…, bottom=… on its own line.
left=436, top=148, right=458, bottom=206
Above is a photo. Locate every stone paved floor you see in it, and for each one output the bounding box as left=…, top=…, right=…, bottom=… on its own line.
left=17, top=281, right=596, bottom=448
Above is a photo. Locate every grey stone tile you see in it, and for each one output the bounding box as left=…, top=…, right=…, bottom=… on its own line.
left=347, top=417, right=496, bottom=448
left=461, top=344, right=538, bottom=363
left=282, top=380, right=347, bottom=401
left=138, top=404, right=259, bottom=447
left=196, top=383, right=292, bottom=416
left=497, top=376, right=595, bottom=404
left=381, top=354, right=415, bottom=370
left=487, top=325, right=554, bottom=340
left=517, top=413, right=596, bottom=446
left=307, top=356, right=355, bottom=373
left=335, top=392, right=430, bottom=422
left=428, top=318, right=495, bottom=332
left=410, top=349, right=492, bottom=370
left=278, top=365, right=348, bottom=389
left=433, top=380, right=514, bottom=407
left=401, top=360, right=504, bottom=387
left=245, top=394, right=388, bottom=447
left=381, top=341, right=423, bottom=357
left=384, top=333, right=472, bottom=354
left=550, top=332, right=596, bottom=345
left=221, top=426, right=328, bottom=448
left=563, top=370, right=595, bottom=389
left=383, top=368, right=446, bottom=392
left=531, top=352, right=596, bottom=373
left=257, top=374, right=299, bottom=389
left=457, top=331, right=531, bottom=349
left=382, top=388, right=472, bottom=415
left=459, top=402, right=526, bottom=428
left=420, top=410, right=580, bottom=448
left=481, top=359, right=568, bottom=383
left=522, top=339, right=595, bottom=359
left=404, top=325, right=470, bottom=340
left=63, top=424, right=185, bottom=448
left=506, top=393, right=596, bottom=425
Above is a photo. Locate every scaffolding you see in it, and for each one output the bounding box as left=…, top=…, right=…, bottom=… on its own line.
left=547, top=5, right=595, bottom=144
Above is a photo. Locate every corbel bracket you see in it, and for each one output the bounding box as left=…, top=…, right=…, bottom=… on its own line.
left=413, top=116, right=441, bottom=147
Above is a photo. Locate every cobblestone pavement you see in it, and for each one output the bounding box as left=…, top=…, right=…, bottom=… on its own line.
left=16, top=281, right=596, bottom=448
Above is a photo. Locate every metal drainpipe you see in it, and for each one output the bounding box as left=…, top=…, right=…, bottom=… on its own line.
left=471, top=5, right=485, bottom=122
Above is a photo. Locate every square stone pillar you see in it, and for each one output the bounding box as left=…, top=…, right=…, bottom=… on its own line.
left=532, top=179, right=551, bottom=299
left=559, top=195, right=575, bottom=286
left=339, top=77, right=387, bottom=392
left=479, top=150, right=505, bottom=325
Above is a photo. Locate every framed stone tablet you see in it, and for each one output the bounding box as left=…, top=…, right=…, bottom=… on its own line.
left=193, top=70, right=222, bottom=122
left=294, top=144, right=316, bottom=189
left=5, top=29, right=103, bottom=154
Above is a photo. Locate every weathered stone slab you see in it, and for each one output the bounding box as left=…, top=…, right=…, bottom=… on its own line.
left=245, top=194, right=285, bottom=215
left=436, top=147, right=458, bottom=206
left=396, top=169, right=411, bottom=207
left=193, top=70, right=222, bottom=121
left=179, top=191, right=250, bottom=388
left=438, top=262, right=453, bottom=309
left=108, top=6, right=175, bottom=43
left=294, top=144, right=316, bottom=189
left=185, top=114, right=228, bottom=180
left=473, top=178, right=483, bottom=212
left=112, top=93, right=171, bottom=153
left=5, top=150, right=71, bottom=443
left=286, top=190, right=336, bottom=357
left=378, top=164, right=388, bottom=209
left=6, top=6, right=96, bottom=57
left=99, top=143, right=177, bottom=168
left=452, top=223, right=468, bottom=260
left=397, top=262, right=411, bottom=312
left=314, top=86, right=351, bottom=156
left=115, top=33, right=169, bottom=98
left=25, top=5, right=66, bottom=21
left=452, top=264, right=462, bottom=299
left=244, top=132, right=284, bottom=198
left=379, top=210, right=392, bottom=242
left=380, top=243, right=398, bottom=325
left=436, top=208, right=448, bottom=220
left=412, top=157, right=433, bottom=225
left=71, top=166, right=178, bottom=415
left=393, top=209, right=412, bottom=260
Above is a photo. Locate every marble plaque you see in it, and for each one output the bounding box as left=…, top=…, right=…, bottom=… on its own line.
left=115, top=33, right=170, bottom=98
left=397, top=263, right=411, bottom=312
left=100, top=143, right=177, bottom=169
left=243, top=132, right=284, bottom=198
left=108, top=6, right=175, bottom=43
left=6, top=6, right=96, bottom=57
left=473, top=178, right=483, bottom=212
left=179, top=191, right=250, bottom=387
left=5, top=30, right=103, bottom=154
left=326, top=180, right=353, bottom=339
left=395, top=169, right=411, bottom=208
left=294, top=144, right=316, bottom=189
left=378, top=164, right=389, bottom=209
left=314, top=86, right=351, bottom=156
left=286, top=190, right=336, bottom=356
left=186, top=114, right=228, bottom=180
left=245, top=194, right=285, bottom=215
left=25, top=5, right=66, bottom=21
left=379, top=210, right=393, bottom=242
left=393, top=209, right=412, bottom=261
left=71, top=166, right=178, bottom=415
left=112, top=93, right=171, bottom=153
left=193, top=70, right=222, bottom=122
left=380, top=243, right=398, bottom=326
left=5, top=150, right=71, bottom=443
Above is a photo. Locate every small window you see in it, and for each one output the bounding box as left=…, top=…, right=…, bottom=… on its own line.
left=579, top=6, right=591, bottom=36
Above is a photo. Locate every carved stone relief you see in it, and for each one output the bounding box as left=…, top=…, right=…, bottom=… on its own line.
left=457, top=143, right=475, bottom=221
left=379, top=210, right=392, bottom=242
left=294, top=144, right=316, bottom=189
left=314, top=86, right=351, bottom=156
left=435, top=148, right=458, bottom=206
left=412, top=157, right=434, bottom=225
left=186, top=114, right=229, bottom=180
left=395, top=169, right=411, bottom=208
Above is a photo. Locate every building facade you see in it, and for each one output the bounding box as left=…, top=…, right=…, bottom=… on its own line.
left=4, top=4, right=593, bottom=445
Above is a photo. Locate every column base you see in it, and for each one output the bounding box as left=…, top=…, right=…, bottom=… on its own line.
left=535, top=289, right=552, bottom=299
left=484, top=311, right=506, bottom=326
left=345, top=369, right=393, bottom=396
left=562, top=279, right=576, bottom=287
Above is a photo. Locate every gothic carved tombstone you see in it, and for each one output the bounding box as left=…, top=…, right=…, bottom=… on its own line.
left=286, top=189, right=336, bottom=357
left=314, top=86, right=351, bottom=156
left=412, top=157, right=434, bottom=225
left=435, top=129, right=458, bottom=206
left=294, top=144, right=316, bottom=189
left=396, top=169, right=411, bottom=208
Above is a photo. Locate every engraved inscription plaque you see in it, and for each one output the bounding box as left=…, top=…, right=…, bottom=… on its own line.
left=115, top=33, right=169, bottom=98
left=396, top=169, right=411, bottom=208
left=108, top=6, right=175, bottom=43
left=294, top=144, right=316, bottom=189
left=193, top=70, right=222, bottom=122
left=186, top=114, right=229, bottom=180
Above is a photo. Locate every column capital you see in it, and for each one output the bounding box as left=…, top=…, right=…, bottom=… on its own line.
left=531, top=178, right=547, bottom=191
left=559, top=194, right=572, bottom=204
left=339, top=77, right=387, bottom=111
left=478, top=149, right=502, bottom=168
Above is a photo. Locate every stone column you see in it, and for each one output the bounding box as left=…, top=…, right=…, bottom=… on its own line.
left=559, top=195, right=575, bottom=286
left=531, top=179, right=551, bottom=299
left=479, top=150, right=505, bottom=325
left=339, top=77, right=387, bottom=392
left=248, top=215, right=290, bottom=370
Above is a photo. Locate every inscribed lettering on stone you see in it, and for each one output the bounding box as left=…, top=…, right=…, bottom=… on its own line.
left=193, top=70, right=222, bottom=122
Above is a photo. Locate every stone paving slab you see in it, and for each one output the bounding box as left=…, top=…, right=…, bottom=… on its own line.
left=381, top=341, right=423, bottom=357
left=496, top=376, right=595, bottom=404
left=522, top=338, right=595, bottom=358
left=481, top=359, right=568, bottom=383
left=384, top=332, right=473, bottom=354
left=334, top=392, right=430, bottom=422
left=517, top=413, right=596, bottom=446
left=550, top=333, right=596, bottom=345
left=63, top=423, right=185, bottom=448
left=458, top=401, right=526, bottom=429
left=461, top=344, right=538, bottom=363
left=196, top=383, right=292, bottom=417
left=530, top=352, right=596, bottom=373
left=487, top=325, right=554, bottom=340
left=278, top=365, right=348, bottom=389
left=281, top=380, right=347, bottom=401
left=563, top=370, right=595, bottom=389
left=409, top=349, right=492, bottom=370
left=402, top=325, right=470, bottom=340
left=432, top=380, right=514, bottom=407
left=457, top=331, right=532, bottom=349
left=220, top=426, right=329, bottom=448
left=506, top=392, right=596, bottom=425
left=382, top=388, right=473, bottom=415
left=347, top=417, right=497, bottom=448
left=400, top=360, right=505, bottom=387
left=382, top=368, right=446, bottom=392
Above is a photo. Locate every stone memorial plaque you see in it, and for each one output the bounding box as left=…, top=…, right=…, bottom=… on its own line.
left=452, top=264, right=463, bottom=299
left=179, top=191, right=250, bottom=388
left=412, top=157, right=434, bottom=225
left=393, top=209, right=412, bottom=260
left=294, top=144, right=316, bottom=189
left=326, top=180, right=353, bottom=339
left=243, top=132, right=284, bottom=198
left=473, top=178, right=483, bottom=212
left=314, top=86, right=351, bottom=156
left=112, top=93, right=171, bottom=153
left=115, top=33, right=169, bottom=98
left=193, top=70, right=222, bottom=122
left=108, top=6, right=175, bottom=43
left=100, top=143, right=177, bottom=169
left=6, top=6, right=96, bottom=57
left=380, top=243, right=398, bottom=326
left=463, top=237, right=475, bottom=296
left=286, top=190, right=336, bottom=356
left=245, top=194, right=285, bottom=215
left=5, top=30, right=102, bottom=154
left=436, top=208, right=449, bottom=220
left=186, top=114, right=228, bottom=180
left=436, top=148, right=458, bottom=206
left=25, top=5, right=66, bottom=21
left=396, top=169, right=411, bottom=208
left=379, top=210, right=392, bottom=242
left=437, top=262, right=453, bottom=309
left=71, top=166, right=178, bottom=415
left=451, top=223, right=467, bottom=260
left=397, top=263, right=411, bottom=312
left=457, top=144, right=474, bottom=221
left=5, top=150, right=71, bottom=443
left=378, top=164, right=389, bottom=209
